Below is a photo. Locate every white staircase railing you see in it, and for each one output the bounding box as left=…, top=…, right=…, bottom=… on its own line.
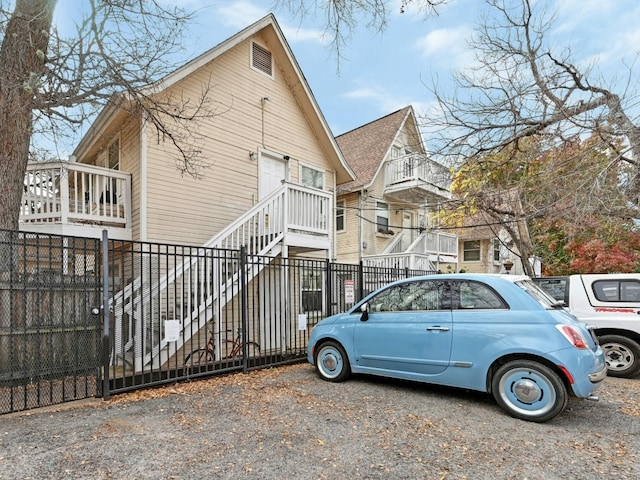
left=382, top=231, right=406, bottom=254
left=111, top=183, right=330, bottom=370
left=364, top=231, right=459, bottom=271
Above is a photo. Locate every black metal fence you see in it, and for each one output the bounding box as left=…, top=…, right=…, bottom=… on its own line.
left=0, top=230, right=102, bottom=414
left=1, top=229, right=435, bottom=414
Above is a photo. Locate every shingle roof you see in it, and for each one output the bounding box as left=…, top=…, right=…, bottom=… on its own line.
left=336, top=106, right=412, bottom=193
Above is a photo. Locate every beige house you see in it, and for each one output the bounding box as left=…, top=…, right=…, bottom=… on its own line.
left=457, top=227, right=526, bottom=275
left=334, top=106, right=458, bottom=272
left=451, top=189, right=533, bottom=275
left=18, top=15, right=355, bottom=370
left=20, top=14, right=354, bottom=252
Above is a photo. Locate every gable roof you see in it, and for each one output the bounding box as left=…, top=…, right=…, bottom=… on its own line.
left=74, top=14, right=355, bottom=183
left=335, top=106, right=414, bottom=193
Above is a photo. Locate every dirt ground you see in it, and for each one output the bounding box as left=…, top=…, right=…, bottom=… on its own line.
left=1, top=363, right=639, bottom=479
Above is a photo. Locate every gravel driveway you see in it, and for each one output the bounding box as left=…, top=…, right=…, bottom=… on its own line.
left=1, top=363, right=639, bottom=479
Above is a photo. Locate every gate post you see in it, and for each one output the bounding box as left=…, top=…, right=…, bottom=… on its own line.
left=240, top=245, right=248, bottom=373
left=325, top=259, right=332, bottom=316
left=101, top=229, right=111, bottom=400
left=358, top=261, right=365, bottom=303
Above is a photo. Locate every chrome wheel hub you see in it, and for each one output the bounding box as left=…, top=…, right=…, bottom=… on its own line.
left=512, top=378, right=540, bottom=403
left=323, top=354, right=337, bottom=371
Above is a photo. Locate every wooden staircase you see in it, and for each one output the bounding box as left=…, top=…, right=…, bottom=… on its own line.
left=110, top=183, right=331, bottom=370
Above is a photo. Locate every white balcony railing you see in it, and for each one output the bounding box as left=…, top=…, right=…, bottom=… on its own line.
left=20, top=161, right=131, bottom=235
left=385, top=154, right=451, bottom=193
left=411, top=231, right=458, bottom=257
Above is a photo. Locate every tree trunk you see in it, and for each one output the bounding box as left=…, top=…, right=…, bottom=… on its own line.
left=0, top=0, right=56, bottom=231
left=605, top=95, right=640, bottom=203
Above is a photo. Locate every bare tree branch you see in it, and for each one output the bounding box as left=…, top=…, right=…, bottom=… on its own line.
left=274, top=0, right=446, bottom=64
left=0, top=0, right=222, bottom=229
left=428, top=0, right=640, bottom=202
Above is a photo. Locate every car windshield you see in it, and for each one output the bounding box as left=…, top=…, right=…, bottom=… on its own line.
left=514, top=279, right=563, bottom=309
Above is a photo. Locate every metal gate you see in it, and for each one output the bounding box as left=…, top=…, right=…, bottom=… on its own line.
left=0, top=229, right=435, bottom=414
left=0, top=230, right=102, bottom=414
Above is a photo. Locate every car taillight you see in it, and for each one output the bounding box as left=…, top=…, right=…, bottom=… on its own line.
left=555, top=325, right=589, bottom=349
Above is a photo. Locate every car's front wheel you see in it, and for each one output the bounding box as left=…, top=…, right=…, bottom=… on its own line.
left=599, top=334, right=640, bottom=378
left=491, top=360, right=568, bottom=422
left=314, top=341, right=351, bottom=382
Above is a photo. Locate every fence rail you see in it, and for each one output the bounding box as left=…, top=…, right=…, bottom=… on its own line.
left=0, top=228, right=435, bottom=414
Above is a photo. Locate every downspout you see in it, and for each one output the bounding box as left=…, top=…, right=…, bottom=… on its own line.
left=358, top=190, right=364, bottom=262
left=331, top=170, right=336, bottom=260
left=140, top=113, right=148, bottom=241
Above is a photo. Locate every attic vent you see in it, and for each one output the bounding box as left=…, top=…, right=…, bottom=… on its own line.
left=252, top=42, right=273, bottom=77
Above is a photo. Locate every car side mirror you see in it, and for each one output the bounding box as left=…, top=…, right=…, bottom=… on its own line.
left=360, top=302, right=369, bottom=322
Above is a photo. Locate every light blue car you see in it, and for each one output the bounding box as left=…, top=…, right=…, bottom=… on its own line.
left=307, top=274, right=607, bottom=422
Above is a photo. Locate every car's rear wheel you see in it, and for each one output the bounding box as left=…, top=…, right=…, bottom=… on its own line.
left=491, top=360, right=568, bottom=423
left=314, top=341, right=351, bottom=382
left=599, top=335, right=640, bottom=378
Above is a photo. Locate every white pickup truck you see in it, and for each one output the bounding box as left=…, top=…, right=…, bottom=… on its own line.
left=533, top=274, right=640, bottom=378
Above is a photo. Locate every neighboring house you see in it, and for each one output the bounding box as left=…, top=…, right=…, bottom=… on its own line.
left=451, top=189, right=534, bottom=276
left=334, top=106, right=457, bottom=273
left=18, top=15, right=355, bottom=370
left=456, top=226, right=526, bottom=275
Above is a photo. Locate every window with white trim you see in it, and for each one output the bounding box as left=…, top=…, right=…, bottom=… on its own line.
left=301, top=165, right=324, bottom=190
left=493, top=238, right=501, bottom=262
left=336, top=200, right=345, bottom=232
left=463, top=240, right=481, bottom=262
left=301, top=268, right=323, bottom=312
left=376, top=202, right=389, bottom=233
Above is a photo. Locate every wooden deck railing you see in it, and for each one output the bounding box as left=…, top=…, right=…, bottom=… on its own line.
left=20, top=161, right=131, bottom=232
left=385, top=154, right=451, bottom=192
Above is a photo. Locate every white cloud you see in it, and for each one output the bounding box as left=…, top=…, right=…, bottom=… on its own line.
left=214, top=1, right=269, bottom=28
left=414, top=26, right=473, bottom=70
left=184, top=1, right=326, bottom=45
left=342, top=83, right=434, bottom=123
left=280, top=24, right=328, bottom=44
left=416, top=27, right=466, bottom=57
left=342, top=87, right=382, bottom=100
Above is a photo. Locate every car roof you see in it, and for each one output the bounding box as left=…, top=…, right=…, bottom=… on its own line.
left=360, top=273, right=543, bottom=311
left=402, top=273, right=530, bottom=282
left=385, top=273, right=531, bottom=287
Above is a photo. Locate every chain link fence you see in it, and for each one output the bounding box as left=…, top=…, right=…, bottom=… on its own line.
left=0, top=230, right=102, bottom=414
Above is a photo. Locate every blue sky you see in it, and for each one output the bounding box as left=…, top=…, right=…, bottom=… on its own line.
left=169, top=0, right=640, bottom=138
left=51, top=0, right=640, bottom=151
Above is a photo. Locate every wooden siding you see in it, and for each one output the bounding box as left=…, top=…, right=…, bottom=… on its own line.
left=119, top=116, right=141, bottom=240
left=142, top=34, right=336, bottom=246
left=335, top=192, right=361, bottom=263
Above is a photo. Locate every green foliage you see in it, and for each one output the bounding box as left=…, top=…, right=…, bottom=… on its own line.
left=447, top=133, right=638, bottom=274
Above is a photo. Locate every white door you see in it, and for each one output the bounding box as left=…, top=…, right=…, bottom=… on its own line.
left=402, top=212, right=413, bottom=250
left=259, top=153, right=287, bottom=200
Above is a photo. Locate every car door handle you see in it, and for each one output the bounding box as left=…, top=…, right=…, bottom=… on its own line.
left=427, top=326, right=450, bottom=331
